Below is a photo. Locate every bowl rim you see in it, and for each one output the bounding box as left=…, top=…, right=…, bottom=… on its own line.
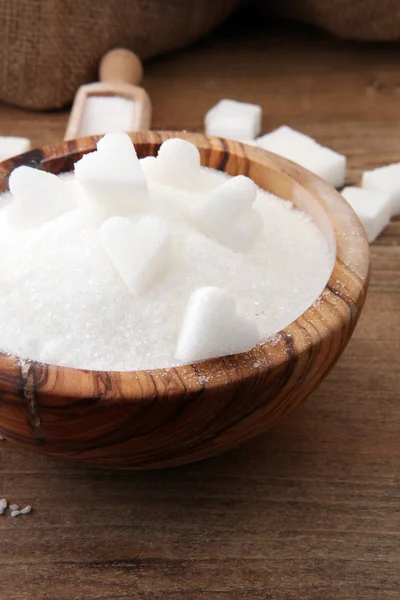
left=0, top=131, right=370, bottom=400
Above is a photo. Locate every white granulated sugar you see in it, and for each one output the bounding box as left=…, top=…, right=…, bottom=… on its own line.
left=10, top=510, right=21, bottom=517
left=79, top=96, right=136, bottom=137
left=205, top=99, right=262, bottom=141
left=9, top=504, right=19, bottom=511
left=0, top=498, right=7, bottom=510
left=361, top=162, right=400, bottom=217
left=0, top=134, right=333, bottom=371
left=0, top=136, right=30, bottom=161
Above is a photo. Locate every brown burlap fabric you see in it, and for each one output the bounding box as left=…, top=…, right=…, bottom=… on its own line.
left=259, top=0, right=400, bottom=41
left=1, top=0, right=400, bottom=111
left=0, top=0, right=240, bottom=110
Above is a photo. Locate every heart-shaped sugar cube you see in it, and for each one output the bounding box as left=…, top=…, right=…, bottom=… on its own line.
left=195, top=175, right=263, bottom=252
left=100, top=215, right=171, bottom=296
left=141, top=138, right=201, bottom=190
left=7, top=166, right=75, bottom=228
left=175, top=286, right=259, bottom=363
left=74, top=132, right=149, bottom=215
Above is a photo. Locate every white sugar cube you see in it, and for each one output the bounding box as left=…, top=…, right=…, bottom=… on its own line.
left=257, top=126, right=313, bottom=151
left=362, top=163, right=400, bottom=216
left=175, top=286, right=259, bottom=363
left=140, top=138, right=201, bottom=190
left=20, top=505, right=32, bottom=515
left=7, top=166, right=75, bottom=228
left=257, top=126, right=346, bottom=188
left=100, top=215, right=171, bottom=296
left=195, top=175, right=263, bottom=252
left=75, top=132, right=148, bottom=214
left=205, top=99, right=262, bottom=141
left=0, top=136, right=31, bottom=161
left=300, top=145, right=346, bottom=189
left=341, top=186, right=392, bottom=243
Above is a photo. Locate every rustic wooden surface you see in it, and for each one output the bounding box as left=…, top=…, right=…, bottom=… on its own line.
left=0, top=15, right=399, bottom=600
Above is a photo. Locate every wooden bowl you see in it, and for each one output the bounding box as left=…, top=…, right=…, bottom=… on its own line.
left=0, top=132, right=369, bottom=469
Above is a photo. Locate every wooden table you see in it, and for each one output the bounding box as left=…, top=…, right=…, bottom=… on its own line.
left=1, top=16, right=399, bottom=600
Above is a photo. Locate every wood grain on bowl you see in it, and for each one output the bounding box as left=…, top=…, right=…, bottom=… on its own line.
left=0, top=132, right=370, bottom=469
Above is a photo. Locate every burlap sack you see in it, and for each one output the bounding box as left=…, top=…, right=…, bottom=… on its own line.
left=257, top=0, right=400, bottom=41
left=0, top=0, right=240, bottom=110
left=1, top=0, right=400, bottom=111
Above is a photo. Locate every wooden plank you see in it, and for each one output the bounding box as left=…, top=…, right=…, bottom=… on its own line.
left=0, top=16, right=399, bottom=600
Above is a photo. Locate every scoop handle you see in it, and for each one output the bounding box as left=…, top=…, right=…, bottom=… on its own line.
left=99, top=48, right=143, bottom=86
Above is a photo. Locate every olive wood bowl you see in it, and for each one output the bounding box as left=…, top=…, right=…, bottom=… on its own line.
left=0, top=132, right=369, bottom=469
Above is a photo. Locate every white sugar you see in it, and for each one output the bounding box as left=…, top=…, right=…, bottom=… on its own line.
left=0, top=136, right=30, bottom=161
left=341, top=186, right=391, bottom=242
left=0, top=140, right=333, bottom=370
left=79, top=96, right=136, bottom=137
left=205, top=99, right=262, bottom=141
left=361, top=162, right=400, bottom=217
left=257, top=126, right=346, bottom=188
left=175, top=287, right=259, bottom=363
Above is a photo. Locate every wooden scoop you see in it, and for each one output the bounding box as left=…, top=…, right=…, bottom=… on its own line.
left=64, top=48, right=151, bottom=140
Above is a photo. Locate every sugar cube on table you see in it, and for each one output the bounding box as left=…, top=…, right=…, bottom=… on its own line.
left=140, top=138, right=201, bottom=190
left=0, top=136, right=30, bottom=162
left=175, top=286, right=259, bottom=363
left=74, top=132, right=149, bottom=215
left=195, top=175, right=263, bottom=252
left=7, top=166, right=75, bottom=228
left=20, top=505, right=32, bottom=515
left=257, top=126, right=346, bottom=188
left=100, top=215, right=171, bottom=296
left=362, top=163, right=400, bottom=217
left=341, top=186, right=392, bottom=243
left=205, top=99, right=262, bottom=141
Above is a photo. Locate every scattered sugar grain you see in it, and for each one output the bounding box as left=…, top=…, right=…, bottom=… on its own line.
left=9, top=503, right=19, bottom=510
left=20, top=505, right=32, bottom=515
left=10, top=510, right=21, bottom=517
